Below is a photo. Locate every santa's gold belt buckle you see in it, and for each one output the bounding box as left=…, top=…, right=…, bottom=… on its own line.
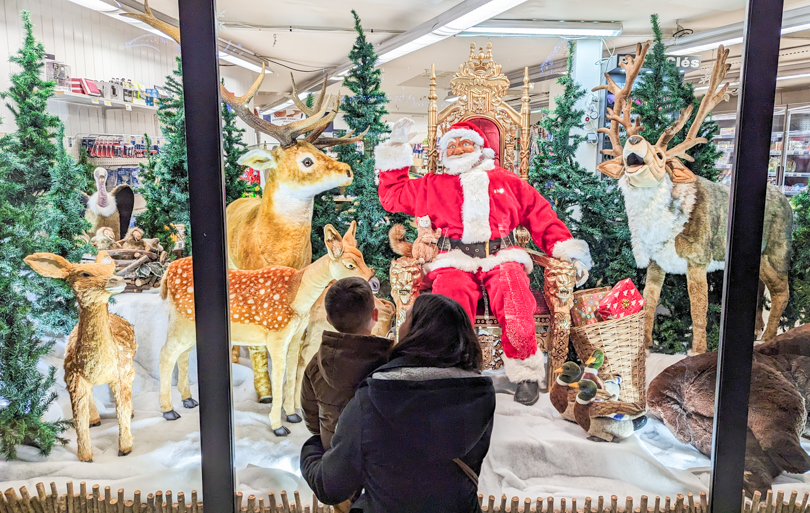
left=485, top=240, right=490, bottom=257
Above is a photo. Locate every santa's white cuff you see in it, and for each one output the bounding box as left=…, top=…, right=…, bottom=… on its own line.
left=552, top=238, right=593, bottom=270
left=374, top=141, right=413, bottom=172
left=423, top=247, right=534, bottom=274
left=503, top=351, right=545, bottom=383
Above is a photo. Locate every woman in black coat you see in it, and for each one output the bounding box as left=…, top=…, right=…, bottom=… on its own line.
left=300, top=294, right=496, bottom=513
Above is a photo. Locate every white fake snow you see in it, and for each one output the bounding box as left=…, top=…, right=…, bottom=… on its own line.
left=1, top=293, right=809, bottom=501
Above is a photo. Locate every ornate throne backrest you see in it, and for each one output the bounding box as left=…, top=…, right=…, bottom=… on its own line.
left=427, top=42, right=532, bottom=179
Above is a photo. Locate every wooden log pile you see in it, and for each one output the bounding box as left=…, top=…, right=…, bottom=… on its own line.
left=2, top=481, right=807, bottom=513
left=81, top=248, right=167, bottom=293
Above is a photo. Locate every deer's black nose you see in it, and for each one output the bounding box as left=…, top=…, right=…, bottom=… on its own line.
left=368, top=276, right=380, bottom=292
left=628, top=136, right=642, bottom=145
left=346, top=169, right=352, bottom=178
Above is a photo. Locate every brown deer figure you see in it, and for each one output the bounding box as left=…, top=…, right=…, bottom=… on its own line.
left=24, top=251, right=136, bottom=462
left=124, top=1, right=367, bottom=403
left=159, top=224, right=376, bottom=436
left=594, top=44, right=793, bottom=353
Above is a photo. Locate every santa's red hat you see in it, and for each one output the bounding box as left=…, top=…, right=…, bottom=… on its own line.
left=439, top=121, right=496, bottom=160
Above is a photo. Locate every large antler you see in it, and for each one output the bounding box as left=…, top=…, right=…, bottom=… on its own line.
left=123, top=0, right=353, bottom=149
left=663, top=46, right=730, bottom=161
left=593, top=41, right=651, bottom=157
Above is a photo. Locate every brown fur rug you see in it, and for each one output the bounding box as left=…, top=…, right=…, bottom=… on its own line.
left=648, top=335, right=810, bottom=495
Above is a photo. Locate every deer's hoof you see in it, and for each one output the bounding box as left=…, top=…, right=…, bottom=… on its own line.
left=183, top=398, right=199, bottom=409
left=632, top=415, right=648, bottom=431
left=118, top=449, right=132, bottom=457
left=286, top=413, right=302, bottom=423
left=163, top=410, right=181, bottom=421
left=259, top=396, right=273, bottom=404
left=90, top=420, right=101, bottom=428
left=273, top=426, right=291, bottom=437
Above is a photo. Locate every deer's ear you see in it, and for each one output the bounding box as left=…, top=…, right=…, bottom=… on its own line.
left=324, top=224, right=345, bottom=259
left=24, top=253, right=72, bottom=279
left=596, top=157, right=625, bottom=179
left=668, top=159, right=697, bottom=183
left=343, top=221, right=358, bottom=248
left=237, top=149, right=277, bottom=171
left=95, top=251, right=115, bottom=267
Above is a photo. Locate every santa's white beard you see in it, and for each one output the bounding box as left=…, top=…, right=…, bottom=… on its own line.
left=442, top=147, right=485, bottom=175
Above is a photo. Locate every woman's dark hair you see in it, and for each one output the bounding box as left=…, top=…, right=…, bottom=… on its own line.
left=389, top=294, right=483, bottom=371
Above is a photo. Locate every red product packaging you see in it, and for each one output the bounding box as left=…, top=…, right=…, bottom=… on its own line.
left=70, top=78, right=84, bottom=94
left=597, top=279, right=645, bottom=320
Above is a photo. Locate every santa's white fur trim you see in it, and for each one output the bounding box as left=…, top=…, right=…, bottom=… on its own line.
left=551, top=238, right=593, bottom=270
left=482, top=147, right=495, bottom=160
left=503, top=351, right=545, bottom=383
left=374, top=141, right=413, bottom=172
left=439, top=128, right=485, bottom=151
left=459, top=170, right=491, bottom=243
left=423, top=247, right=533, bottom=274
left=87, top=192, right=118, bottom=217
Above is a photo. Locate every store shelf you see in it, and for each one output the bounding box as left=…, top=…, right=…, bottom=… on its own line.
left=86, top=157, right=151, bottom=166
left=51, top=91, right=157, bottom=112
left=785, top=190, right=807, bottom=196
left=786, top=150, right=810, bottom=155
left=785, top=172, right=810, bottom=177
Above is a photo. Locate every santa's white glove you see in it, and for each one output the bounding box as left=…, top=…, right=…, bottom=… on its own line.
left=390, top=117, right=418, bottom=145
left=573, top=260, right=589, bottom=287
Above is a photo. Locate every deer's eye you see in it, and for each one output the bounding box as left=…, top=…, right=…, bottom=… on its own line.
left=81, top=272, right=92, bottom=278
left=344, top=262, right=356, bottom=269
left=302, top=157, right=314, bottom=168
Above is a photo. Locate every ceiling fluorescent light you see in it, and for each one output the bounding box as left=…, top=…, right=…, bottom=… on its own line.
left=668, top=36, right=744, bottom=56
left=66, top=0, right=118, bottom=12
left=376, top=0, right=528, bottom=64
left=777, top=72, right=810, bottom=81
left=463, top=20, right=623, bottom=38
left=218, top=53, right=271, bottom=74
left=261, top=92, right=310, bottom=115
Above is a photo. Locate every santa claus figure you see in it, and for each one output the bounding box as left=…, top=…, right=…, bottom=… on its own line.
left=375, top=118, right=592, bottom=405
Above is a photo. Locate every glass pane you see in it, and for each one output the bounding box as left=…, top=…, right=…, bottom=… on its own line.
left=0, top=0, right=202, bottom=509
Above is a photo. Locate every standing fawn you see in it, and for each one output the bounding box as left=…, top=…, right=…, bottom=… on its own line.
left=25, top=251, right=136, bottom=462
left=159, top=224, right=377, bottom=435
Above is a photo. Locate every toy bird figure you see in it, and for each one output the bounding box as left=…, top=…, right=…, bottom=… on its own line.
left=551, top=362, right=583, bottom=421
left=583, top=349, right=622, bottom=400
left=82, top=167, right=135, bottom=241
left=570, top=379, right=645, bottom=443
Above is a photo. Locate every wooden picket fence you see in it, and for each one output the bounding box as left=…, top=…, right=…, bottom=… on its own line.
left=1, top=482, right=807, bottom=513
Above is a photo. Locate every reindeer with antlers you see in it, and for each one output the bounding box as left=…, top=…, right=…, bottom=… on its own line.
left=594, top=44, right=793, bottom=353
left=125, top=3, right=368, bottom=403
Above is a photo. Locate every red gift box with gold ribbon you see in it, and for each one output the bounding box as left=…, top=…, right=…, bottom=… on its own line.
left=597, top=279, right=645, bottom=320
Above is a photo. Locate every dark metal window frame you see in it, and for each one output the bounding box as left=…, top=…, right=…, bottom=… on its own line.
left=175, top=0, right=785, bottom=510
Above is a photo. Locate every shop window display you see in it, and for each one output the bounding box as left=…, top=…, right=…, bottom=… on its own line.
left=0, top=0, right=807, bottom=510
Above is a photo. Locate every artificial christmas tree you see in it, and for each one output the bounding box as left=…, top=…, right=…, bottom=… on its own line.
left=0, top=11, right=62, bottom=205
left=314, top=10, right=410, bottom=285
left=32, top=125, right=94, bottom=335
left=630, top=14, right=723, bottom=353
left=529, top=42, right=641, bottom=292
left=221, top=82, right=250, bottom=204
left=139, top=57, right=190, bottom=254
left=0, top=10, right=71, bottom=459
left=782, top=190, right=810, bottom=328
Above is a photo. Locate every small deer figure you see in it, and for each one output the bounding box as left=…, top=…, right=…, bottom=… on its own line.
left=159, top=224, right=377, bottom=435
left=25, top=251, right=136, bottom=462
left=594, top=44, right=793, bottom=353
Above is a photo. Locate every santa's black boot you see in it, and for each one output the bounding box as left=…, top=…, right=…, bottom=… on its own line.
left=515, top=380, right=540, bottom=406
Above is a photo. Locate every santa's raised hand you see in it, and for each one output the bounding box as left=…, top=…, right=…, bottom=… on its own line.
left=389, top=117, right=418, bottom=145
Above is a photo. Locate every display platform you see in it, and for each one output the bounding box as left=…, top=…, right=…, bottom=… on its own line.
left=1, top=293, right=809, bottom=501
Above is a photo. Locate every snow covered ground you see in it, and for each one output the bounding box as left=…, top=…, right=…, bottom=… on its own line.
left=1, top=292, right=809, bottom=501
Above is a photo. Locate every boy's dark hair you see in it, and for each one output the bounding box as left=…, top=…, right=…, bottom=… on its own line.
left=390, top=294, right=483, bottom=371
left=325, top=277, right=375, bottom=333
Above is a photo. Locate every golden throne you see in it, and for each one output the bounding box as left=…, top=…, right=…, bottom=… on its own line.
left=390, top=43, right=576, bottom=390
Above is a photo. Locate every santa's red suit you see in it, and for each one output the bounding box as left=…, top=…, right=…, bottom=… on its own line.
left=375, top=120, right=592, bottom=388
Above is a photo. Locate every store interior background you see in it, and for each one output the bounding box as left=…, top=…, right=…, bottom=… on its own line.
left=3, top=0, right=810, bottom=503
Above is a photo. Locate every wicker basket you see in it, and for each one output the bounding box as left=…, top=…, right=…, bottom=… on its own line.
left=570, top=311, right=647, bottom=407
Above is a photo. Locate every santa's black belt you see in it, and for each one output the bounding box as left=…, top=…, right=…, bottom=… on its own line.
left=443, top=235, right=516, bottom=258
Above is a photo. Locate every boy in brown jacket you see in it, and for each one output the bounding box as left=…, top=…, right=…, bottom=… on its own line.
left=301, top=277, right=393, bottom=451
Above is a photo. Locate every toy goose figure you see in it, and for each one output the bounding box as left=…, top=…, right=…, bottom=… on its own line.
left=570, top=379, right=645, bottom=443
left=583, top=349, right=622, bottom=400
left=551, top=362, right=583, bottom=421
